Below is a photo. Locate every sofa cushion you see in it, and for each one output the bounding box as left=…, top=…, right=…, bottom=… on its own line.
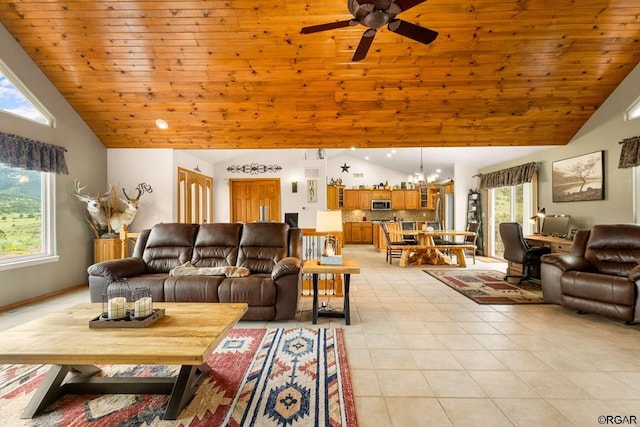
left=584, top=224, right=640, bottom=277
left=191, top=223, right=242, bottom=267
left=142, top=223, right=199, bottom=273
left=561, top=271, right=635, bottom=306
left=238, top=223, right=289, bottom=273
left=164, top=276, right=225, bottom=302
left=218, top=274, right=276, bottom=306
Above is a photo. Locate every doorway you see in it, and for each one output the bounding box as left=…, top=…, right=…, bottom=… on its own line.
left=229, top=178, right=281, bottom=223
left=177, top=167, right=213, bottom=224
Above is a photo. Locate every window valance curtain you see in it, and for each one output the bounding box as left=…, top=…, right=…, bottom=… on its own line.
left=618, top=136, right=640, bottom=169
left=0, top=132, right=68, bottom=174
left=477, top=162, right=537, bottom=189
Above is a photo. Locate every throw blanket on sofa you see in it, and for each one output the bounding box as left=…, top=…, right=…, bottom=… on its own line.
left=169, top=262, right=250, bottom=278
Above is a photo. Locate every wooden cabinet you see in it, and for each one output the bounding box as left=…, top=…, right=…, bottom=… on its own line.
left=344, top=222, right=373, bottom=244
left=343, top=189, right=359, bottom=210
left=392, top=190, right=419, bottom=209
left=404, top=190, right=420, bottom=209
left=93, top=238, right=121, bottom=264
left=327, top=185, right=344, bottom=210
left=371, top=190, right=391, bottom=200
left=344, top=189, right=372, bottom=209
left=418, top=185, right=440, bottom=209
left=358, top=190, right=371, bottom=210
left=391, top=190, right=404, bottom=209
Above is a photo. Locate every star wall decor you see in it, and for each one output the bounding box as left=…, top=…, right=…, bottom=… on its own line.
left=341, top=163, right=350, bottom=173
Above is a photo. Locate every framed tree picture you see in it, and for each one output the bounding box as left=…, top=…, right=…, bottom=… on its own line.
left=552, top=151, right=604, bottom=202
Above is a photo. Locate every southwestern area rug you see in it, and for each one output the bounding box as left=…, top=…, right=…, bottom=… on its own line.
left=0, top=328, right=357, bottom=427
left=425, top=270, right=545, bottom=304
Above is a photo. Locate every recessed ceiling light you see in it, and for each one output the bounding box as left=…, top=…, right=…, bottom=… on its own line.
left=350, top=146, right=356, bottom=150
left=391, top=149, right=396, bottom=154
left=436, top=169, right=442, bottom=173
left=364, top=156, right=370, bottom=160
left=386, top=153, right=392, bottom=158
left=155, top=119, right=168, bottom=129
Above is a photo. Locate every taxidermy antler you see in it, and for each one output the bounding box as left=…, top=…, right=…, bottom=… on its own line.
left=73, top=180, right=113, bottom=237
left=109, top=183, right=153, bottom=233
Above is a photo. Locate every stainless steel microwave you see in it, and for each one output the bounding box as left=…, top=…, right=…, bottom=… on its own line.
left=371, top=199, right=391, bottom=210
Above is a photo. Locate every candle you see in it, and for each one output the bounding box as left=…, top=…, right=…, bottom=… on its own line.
left=134, top=296, right=153, bottom=318
left=107, top=297, right=127, bottom=319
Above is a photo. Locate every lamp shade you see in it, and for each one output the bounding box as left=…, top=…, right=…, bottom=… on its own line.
left=315, top=210, right=343, bottom=233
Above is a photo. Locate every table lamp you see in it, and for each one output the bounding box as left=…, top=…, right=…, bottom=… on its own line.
left=316, top=210, right=343, bottom=265
left=529, top=207, right=546, bottom=234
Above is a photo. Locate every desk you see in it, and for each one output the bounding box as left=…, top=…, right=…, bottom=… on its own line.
left=506, top=234, right=573, bottom=276
left=303, top=259, right=360, bottom=325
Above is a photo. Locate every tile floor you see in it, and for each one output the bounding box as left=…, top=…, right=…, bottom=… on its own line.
left=1, top=245, right=639, bottom=426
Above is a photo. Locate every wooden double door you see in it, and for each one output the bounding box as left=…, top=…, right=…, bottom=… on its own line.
left=230, top=179, right=281, bottom=223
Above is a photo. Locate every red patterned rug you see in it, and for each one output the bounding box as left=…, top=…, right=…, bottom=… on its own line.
left=0, top=328, right=357, bottom=426
left=425, top=270, right=545, bottom=304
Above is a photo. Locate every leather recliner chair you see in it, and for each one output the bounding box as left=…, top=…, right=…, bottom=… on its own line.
left=541, top=224, right=640, bottom=324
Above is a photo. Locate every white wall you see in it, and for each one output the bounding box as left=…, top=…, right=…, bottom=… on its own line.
left=211, top=150, right=325, bottom=227
left=0, top=23, right=107, bottom=307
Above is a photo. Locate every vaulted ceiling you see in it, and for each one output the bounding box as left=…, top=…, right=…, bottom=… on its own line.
left=0, top=0, right=639, bottom=151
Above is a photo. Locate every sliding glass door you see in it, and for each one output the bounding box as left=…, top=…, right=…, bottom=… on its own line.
left=488, top=183, right=534, bottom=258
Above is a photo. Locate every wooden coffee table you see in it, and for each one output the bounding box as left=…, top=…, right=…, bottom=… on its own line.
left=0, top=302, right=247, bottom=420
left=303, top=259, right=360, bottom=325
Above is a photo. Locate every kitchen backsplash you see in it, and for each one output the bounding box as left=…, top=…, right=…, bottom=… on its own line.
left=342, top=209, right=437, bottom=223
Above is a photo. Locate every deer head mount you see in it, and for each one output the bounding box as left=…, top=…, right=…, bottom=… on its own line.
left=74, top=181, right=153, bottom=237
left=110, top=183, right=153, bottom=233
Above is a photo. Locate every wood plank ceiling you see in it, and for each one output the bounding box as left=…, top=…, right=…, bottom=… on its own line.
left=0, top=0, right=639, bottom=150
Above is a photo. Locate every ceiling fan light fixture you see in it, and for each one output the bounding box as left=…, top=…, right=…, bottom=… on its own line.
left=364, top=10, right=389, bottom=29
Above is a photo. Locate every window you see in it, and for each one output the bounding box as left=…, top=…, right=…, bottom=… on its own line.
left=0, top=60, right=52, bottom=126
left=627, top=97, right=640, bottom=121
left=0, top=163, right=57, bottom=269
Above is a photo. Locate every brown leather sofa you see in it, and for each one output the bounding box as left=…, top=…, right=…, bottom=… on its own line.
left=540, top=224, right=640, bottom=324
left=88, top=222, right=303, bottom=321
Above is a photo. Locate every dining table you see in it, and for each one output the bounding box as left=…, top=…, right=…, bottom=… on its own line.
left=390, top=228, right=477, bottom=267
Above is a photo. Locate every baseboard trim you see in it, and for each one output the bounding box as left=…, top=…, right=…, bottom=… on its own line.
left=0, top=283, right=87, bottom=313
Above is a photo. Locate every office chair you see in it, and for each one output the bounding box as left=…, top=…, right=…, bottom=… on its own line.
left=499, top=222, right=551, bottom=284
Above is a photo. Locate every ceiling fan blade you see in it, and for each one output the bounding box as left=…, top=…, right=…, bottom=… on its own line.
left=352, top=29, right=376, bottom=61
left=392, top=0, right=427, bottom=12
left=301, top=20, right=354, bottom=34
left=388, top=19, right=438, bottom=45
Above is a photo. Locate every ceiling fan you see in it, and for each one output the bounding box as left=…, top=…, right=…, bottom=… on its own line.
left=300, top=0, right=438, bottom=61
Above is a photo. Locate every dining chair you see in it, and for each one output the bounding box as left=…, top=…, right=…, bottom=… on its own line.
left=381, top=222, right=410, bottom=264
left=449, top=221, right=480, bottom=264
left=400, top=221, right=418, bottom=244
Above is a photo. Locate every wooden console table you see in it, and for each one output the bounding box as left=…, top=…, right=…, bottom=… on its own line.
left=506, top=235, right=573, bottom=276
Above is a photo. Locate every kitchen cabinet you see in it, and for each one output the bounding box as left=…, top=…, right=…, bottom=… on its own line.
left=344, top=189, right=372, bottom=210
left=391, top=190, right=404, bottom=209
left=359, top=190, right=371, bottom=210
left=343, top=189, right=359, bottom=210
left=404, top=190, right=420, bottom=209
left=344, top=222, right=373, bottom=244
left=371, top=190, right=391, bottom=200
left=392, top=189, right=419, bottom=209
left=419, top=185, right=440, bottom=210
left=327, top=185, right=344, bottom=210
